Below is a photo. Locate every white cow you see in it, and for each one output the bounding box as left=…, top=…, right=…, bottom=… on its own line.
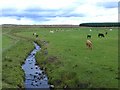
left=50, top=30, right=54, bottom=33
left=109, top=29, right=112, bottom=31
left=33, top=32, right=36, bottom=35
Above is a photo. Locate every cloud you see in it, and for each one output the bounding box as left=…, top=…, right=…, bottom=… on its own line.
left=1, top=0, right=119, bottom=25
left=0, top=17, right=35, bottom=25
left=0, top=0, right=78, bottom=10
left=2, top=7, right=85, bottom=21
left=97, top=1, right=118, bottom=8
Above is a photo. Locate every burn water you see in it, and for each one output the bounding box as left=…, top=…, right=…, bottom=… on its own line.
left=22, top=42, right=50, bottom=89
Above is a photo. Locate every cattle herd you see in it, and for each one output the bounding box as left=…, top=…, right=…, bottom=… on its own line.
left=32, top=28, right=112, bottom=50
left=86, top=29, right=111, bottom=50
left=87, top=32, right=108, bottom=39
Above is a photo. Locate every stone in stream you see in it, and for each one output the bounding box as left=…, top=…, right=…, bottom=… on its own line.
left=50, top=85, right=54, bottom=88
left=35, top=72, right=38, bottom=74
left=30, top=74, right=32, bottom=76
left=40, top=76, right=43, bottom=80
left=34, top=75, right=37, bottom=78
left=32, top=53, right=35, bottom=55
left=35, top=80, right=37, bottom=82
left=35, top=66, right=38, bottom=69
left=35, top=63, right=39, bottom=65
left=36, top=67, right=39, bottom=69
left=36, top=77, right=40, bottom=80
left=42, top=71, right=45, bottom=74
left=36, top=84, right=38, bottom=86
left=31, top=83, right=34, bottom=86
left=38, top=73, right=41, bottom=75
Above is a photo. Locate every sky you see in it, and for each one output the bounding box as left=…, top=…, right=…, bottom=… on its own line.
left=0, top=0, right=119, bottom=25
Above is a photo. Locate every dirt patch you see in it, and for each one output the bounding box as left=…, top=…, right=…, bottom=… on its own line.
left=44, top=50, right=48, bottom=55
left=77, top=83, right=90, bottom=88
left=41, top=40, right=49, bottom=46
left=54, top=79, right=62, bottom=86
left=47, top=56, right=58, bottom=63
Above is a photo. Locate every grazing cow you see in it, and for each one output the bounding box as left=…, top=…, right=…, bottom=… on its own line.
left=86, top=40, right=92, bottom=50
left=50, top=30, right=54, bottom=33
left=36, top=35, right=38, bottom=38
left=90, top=29, right=92, bottom=31
left=33, top=33, right=36, bottom=36
left=87, top=34, right=91, bottom=38
left=105, top=32, right=107, bottom=35
left=98, top=33, right=105, bottom=37
left=110, top=29, right=112, bottom=31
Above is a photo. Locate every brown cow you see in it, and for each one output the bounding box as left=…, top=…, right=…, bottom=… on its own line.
left=86, top=40, right=92, bottom=50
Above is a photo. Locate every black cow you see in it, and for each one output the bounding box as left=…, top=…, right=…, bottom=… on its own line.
left=36, top=35, right=38, bottom=38
left=87, top=34, right=91, bottom=38
left=105, top=32, right=108, bottom=35
left=98, top=33, right=105, bottom=37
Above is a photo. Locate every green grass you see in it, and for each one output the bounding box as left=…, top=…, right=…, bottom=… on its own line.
left=2, top=35, right=16, bottom=51
left=0, top=29, right=2, bottom=89
left=2, top=27, right=118, bottom=88
left=2, top=39, right=35, bottom=88
left=2, top=27, right=35, bottom=88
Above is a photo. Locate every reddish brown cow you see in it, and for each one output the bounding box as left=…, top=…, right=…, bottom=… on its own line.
left=86, top=40, right=92, bottom=50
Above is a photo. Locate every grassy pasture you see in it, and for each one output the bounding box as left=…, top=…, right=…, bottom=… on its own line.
left=0, top=28, right=2, bottom=89
left=2, top=27, right=118, bottom=88
left=2, top=27, right=35, bottom=88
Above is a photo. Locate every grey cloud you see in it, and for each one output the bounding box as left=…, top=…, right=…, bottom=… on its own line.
left=1, top=7, right=85, bottom=22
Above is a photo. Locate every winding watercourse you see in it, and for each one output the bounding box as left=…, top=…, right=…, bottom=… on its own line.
left=22, top=42, right=50, bottom=89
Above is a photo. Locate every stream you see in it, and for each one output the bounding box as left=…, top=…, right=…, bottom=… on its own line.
left=22, top=42, right=50, bottom=89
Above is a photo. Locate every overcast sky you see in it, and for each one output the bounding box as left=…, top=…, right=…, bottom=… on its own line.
left=0, top=0, right=119, bottom=25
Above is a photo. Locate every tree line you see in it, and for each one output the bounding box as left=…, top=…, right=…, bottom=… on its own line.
left=79, top=22, right=120, bottom=27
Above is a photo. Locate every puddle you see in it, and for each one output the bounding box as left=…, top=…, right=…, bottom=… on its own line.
left=22, top=42, right=50, bottom=89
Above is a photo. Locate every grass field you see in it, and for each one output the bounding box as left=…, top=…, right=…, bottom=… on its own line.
left=0, top=27, right=2, bottom=89
left=2, top=26, right=118, bottom=88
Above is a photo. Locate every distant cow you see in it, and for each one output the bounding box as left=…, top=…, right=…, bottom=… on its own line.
left=98, top=33, right=105, bottom=37
left=105, top=32, right=108, bottom=35
left=86, top=40, right=92, bottom=50
left=36, top=35, right=38, bottom=38
left=33, top=33, right=36, bottom=35
left=90, top=29, right=92, bottom=31
left=109, top=29, right=112, bottom=31
left=87, top=34, right=91, bottom=38
left=50, top=30, right=54, bottom=33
